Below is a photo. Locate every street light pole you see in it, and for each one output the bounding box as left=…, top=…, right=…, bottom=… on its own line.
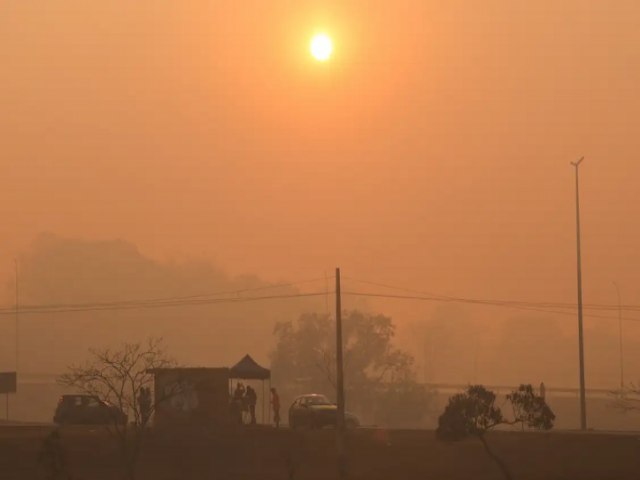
left=613, top=281, right=624, bottom=389
left=335, top=267, right=346, bottom=478
left=571, top=157, right=587, bottom=430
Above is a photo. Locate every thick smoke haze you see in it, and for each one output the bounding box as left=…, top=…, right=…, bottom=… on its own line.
left=4, top=5, right=640, bottom=480
left=2, top=1, right=640, bottom=390
left=0, top=234, right=328, bottom=373
left=2, top=234, right=639, bottom=392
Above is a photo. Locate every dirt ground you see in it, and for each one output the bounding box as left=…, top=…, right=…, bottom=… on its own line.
left=2, top=424, right=640, bottom=480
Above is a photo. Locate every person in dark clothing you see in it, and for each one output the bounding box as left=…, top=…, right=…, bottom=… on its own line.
left=233, top=383, right=246, bottom=424
left=229, top=393, right=240, bottom=424
left=38, top=429, right=69, bottom=480
left=245, top=385, right=258, bottom=425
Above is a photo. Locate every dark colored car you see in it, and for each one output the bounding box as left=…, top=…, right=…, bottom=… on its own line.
left=54, top=394, right=127, bottom=425
left=288, top=394, right=360, bottom=429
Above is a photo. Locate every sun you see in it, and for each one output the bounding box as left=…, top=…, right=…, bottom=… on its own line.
left=310, top=33, right=333, bottom=62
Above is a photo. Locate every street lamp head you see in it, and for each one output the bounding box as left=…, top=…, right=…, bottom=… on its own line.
left=571, top=157, right=585, bottom=167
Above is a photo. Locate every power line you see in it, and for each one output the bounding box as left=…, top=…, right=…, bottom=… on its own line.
left=123, top=276, right=333, bottom=303
left=343, top=277, right=640, bottom=313
left=0, top=292, right=329, bottom=316
left=340, top=290, right=640, bottom=323
left=5, top=288, right=640, bottom=322
left=0, top=277, right=331, bottom=315
left=3, top=274, right=639, bottom=322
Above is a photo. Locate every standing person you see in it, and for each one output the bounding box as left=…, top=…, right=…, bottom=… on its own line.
left=234, top=382, right=245, bottom=401
left=270, top=387, right=281, bottom=428
left=540, top=382, right=546, bottom=401
left=245, top=386, right=257, bottom=425
left=233, top=383, right=245, bottom=424
left=38, top=429, right=68, bottom=480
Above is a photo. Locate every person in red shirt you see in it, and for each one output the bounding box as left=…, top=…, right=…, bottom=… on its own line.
left=270, top=387, right=281, bottom=428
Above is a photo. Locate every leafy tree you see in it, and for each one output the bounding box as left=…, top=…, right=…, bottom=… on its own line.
left=271, top=311, right=430, bottom=426
left=59, top=338, right=176, bottom=480
left=436, top=385, right=504, bottom=441
left=507, top=384, right=555, bottom=431
left=436, top=384, right=555, bottom=480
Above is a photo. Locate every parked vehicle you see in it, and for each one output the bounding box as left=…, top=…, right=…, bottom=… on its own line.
left=288, top=394, right=360, bottom=429
left=54, top=394, right=127, bottom=425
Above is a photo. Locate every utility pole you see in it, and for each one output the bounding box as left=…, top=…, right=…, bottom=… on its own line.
left=335, top=267, right=346, bottom=478
left=613, top=281, right=624, bottom=389
left=8, top=259, right=19, bottom=422
left=14, top=258, right=19, bottom=373
left=571, top=157, right=587, bottom=430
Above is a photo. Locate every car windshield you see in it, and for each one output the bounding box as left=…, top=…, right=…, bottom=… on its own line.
left=306, top=395, right=332, bottom=405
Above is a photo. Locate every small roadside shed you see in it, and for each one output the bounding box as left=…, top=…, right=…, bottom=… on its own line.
left=229, top=354, right=271, bottom=423
left=151, top=367, right=230, bottom=427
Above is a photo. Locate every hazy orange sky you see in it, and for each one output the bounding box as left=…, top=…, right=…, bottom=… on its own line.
left=2, top=1, right=640, bottom=382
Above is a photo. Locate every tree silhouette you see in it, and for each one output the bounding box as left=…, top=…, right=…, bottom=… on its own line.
left=59, top=338, right=176, bottom=480
left=271, top=311, right=431, bottom=426
left=437, top=384, right=555, bottom=480
left=507, top=384, right=555, bottom=431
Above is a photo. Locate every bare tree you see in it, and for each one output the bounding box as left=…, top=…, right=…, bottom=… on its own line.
left=58, top=337, right=176, bottom=480
left=314, top=346, right=336, bottom=389
left=610, top=383, right=640, bottom=412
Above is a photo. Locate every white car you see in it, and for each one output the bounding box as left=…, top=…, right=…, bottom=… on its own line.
left=288, top=394, right=360, bottom=429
